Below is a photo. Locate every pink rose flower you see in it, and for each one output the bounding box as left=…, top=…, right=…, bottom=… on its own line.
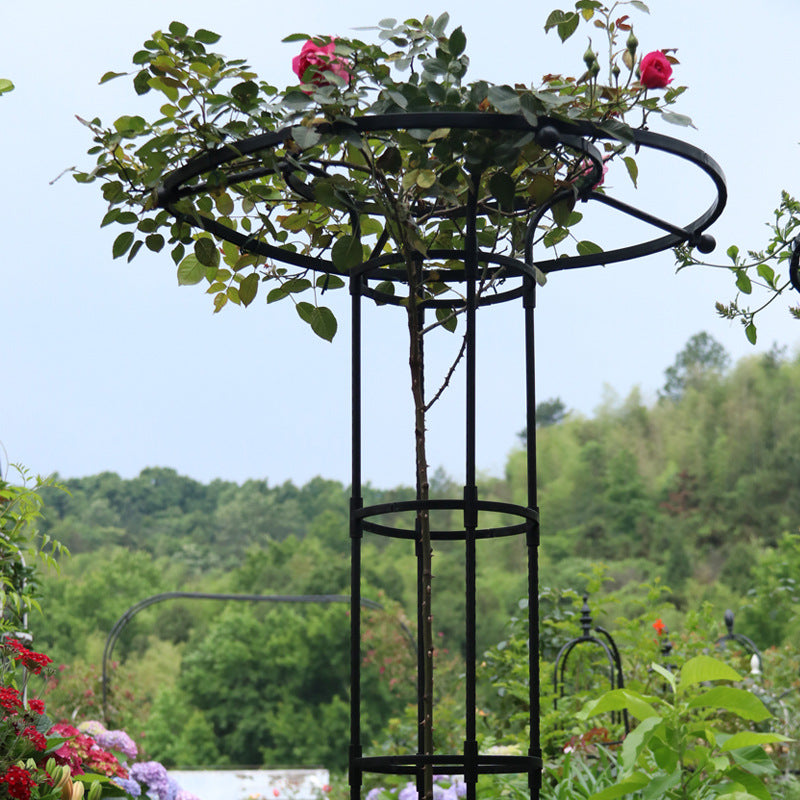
left=292, top=38, right=351, bottom=88
left=639, top=51, right=672, bottom=89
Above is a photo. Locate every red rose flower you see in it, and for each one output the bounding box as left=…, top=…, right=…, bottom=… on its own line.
left=639, top=51, right=672, bottom=89
left=292, top=38, right=351, bottom=88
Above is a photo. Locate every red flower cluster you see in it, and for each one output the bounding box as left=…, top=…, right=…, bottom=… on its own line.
left=21, top=725, right=47, bottom=751
left=652, top=618, right=666, bottom=636
left=5, top=640, right=52, bottom=676
left=27, top=699, right=44, bottom=715
left=0, top=765, right=36, bottom=800
left=0, top=686, right=22, bottom=713
left=50, top=723, right=128, bottom=779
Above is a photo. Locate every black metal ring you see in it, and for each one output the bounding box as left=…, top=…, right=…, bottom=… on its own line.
left=354, top=498, right=538, bottom=541
left=156, top=112, right=726, bottom=288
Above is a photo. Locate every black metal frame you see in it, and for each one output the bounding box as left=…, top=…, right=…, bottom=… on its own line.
left=156, top=112, right=726, bottom=799
left=552, top=595, right=628, bottom=736
left=100, top=591, right=408, bottom=721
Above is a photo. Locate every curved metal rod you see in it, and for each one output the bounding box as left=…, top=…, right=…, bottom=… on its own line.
left=155, top=112, right=726, bottom=283
left=101, top=591, right=412, bottom=719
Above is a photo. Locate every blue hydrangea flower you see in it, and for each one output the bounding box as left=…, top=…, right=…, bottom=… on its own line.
left=113, top=778, right=142, bottom=797
left=398, top=782, right=417, bottom=800
left=131, top=761, right=171, bottom=800
left=97, top=729, right=139, bottom=762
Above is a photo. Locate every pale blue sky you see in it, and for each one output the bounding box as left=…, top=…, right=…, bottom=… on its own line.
left=3, top=1, right=799, bottom=488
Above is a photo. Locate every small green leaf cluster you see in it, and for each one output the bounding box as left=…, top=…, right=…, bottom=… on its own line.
left=676, top=191, right=800, bottom=344
left=0, top=465, right=69, bottom=632
left=578, top=655, right=788, bottom=800
left=77, top=4, right=689, bottom=340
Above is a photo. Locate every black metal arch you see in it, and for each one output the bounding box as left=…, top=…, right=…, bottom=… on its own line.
left=100, top=591, right=404, bottom=719
left=552, top=595, right=629, bottom=736
left=714, top=608, right=763, bottom=674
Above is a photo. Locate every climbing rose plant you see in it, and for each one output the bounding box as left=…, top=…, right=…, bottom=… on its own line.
left=75, top=2, right=691, bottom=337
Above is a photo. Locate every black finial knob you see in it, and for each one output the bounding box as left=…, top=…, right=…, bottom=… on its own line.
left=724, top=609, right=734, bottom=634
left=536, top=126, right=560, bottom=149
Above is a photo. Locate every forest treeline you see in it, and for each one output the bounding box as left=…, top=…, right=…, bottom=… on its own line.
left=27, top=333, right=800, bottom=771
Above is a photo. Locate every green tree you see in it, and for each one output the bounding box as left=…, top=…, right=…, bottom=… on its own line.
left=175, top=603, right=394, bottom=769
left=661, top=332, right=730, bottom=401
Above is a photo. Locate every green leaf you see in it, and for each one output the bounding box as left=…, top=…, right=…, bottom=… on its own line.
left=487, top=85, right=521, bottom=114
left=194, top=28, right=221, bottom=44
left=579, top=688, right=659, bottom=721
left=416, top=170, right=437, bottom=189
left=436, top=307, right=457, bottom=333
left=679, top=655, right=741, bottom=688
left=291, top=125, right=322, bottom=149
left=99, top=71, right=126, bottom=84
left=756, top=263, right=775, bottom=286
left=112, top=231, right=135, bottom=259
left=215, top=193, right=235, bottom=216
left=688, top=687, right=771, bottom=722
left=238, top=273, right=259, bottom=307
left=728, top=745, right=780, bottom=776
left=576, top=240, right=604, bottom=256
left=735, top=270, right=752, bottom=294
left=145, top=234, right=165, bottom=252
left=641, top=768, right=681, bottom=800
left=448, top=26, right=467, bottom=57
left=588, top=772, right=649, bottom=800
left=296, top=302, right=338, bottom=341
left=661, top=110, right=695, bottom=128
left=331, top=235, right=363, bottom=271
left=650, top=662, right=676, bottom=692
left=551, top=196, right=575, bottom=227
left=0, top=78, right=14, bottom=95
left=726, top=244, right=740, bottom=263
left=745, top=322, right=757, bottom=345
left=629, top=1, right=650, bottom=12
left=623, top=156, right=639, bottom=188
left=721, top=732, right=788, bottom=752
left=489, top=171, right=515, bottom=211
left=373, top=280, right=396, bottom=305
left=316, top=274, right=346, bottom=291
left=723, top=767, right=772, bottom=800
left=177, top=254, right=205, bottom=285
left=127, top=240, right=143, bottom=262
left=620, top=717, right=662, bottom=772
left=195, top=237, right=220, bottom=268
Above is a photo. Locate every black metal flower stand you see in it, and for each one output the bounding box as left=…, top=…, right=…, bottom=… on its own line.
left=156, top=112, right=726, bottom=800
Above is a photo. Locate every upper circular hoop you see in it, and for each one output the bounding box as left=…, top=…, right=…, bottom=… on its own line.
left=157, top=112, right=727, bottom=302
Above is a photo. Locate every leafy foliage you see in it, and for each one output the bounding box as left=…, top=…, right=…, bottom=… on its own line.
left=675, top=192, right=800, bottom=343
left=76, top=5, right=689, bottom=332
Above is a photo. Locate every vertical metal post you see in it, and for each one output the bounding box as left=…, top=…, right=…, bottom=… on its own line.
left=524, top=275, right=541, bottom=799
left=349, top=273, right=364, bottom=800
left=464, top=176, right=480, bottom=800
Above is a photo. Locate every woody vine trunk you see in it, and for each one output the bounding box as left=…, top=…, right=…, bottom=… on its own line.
left=406, top=256, right=435, bottom=800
